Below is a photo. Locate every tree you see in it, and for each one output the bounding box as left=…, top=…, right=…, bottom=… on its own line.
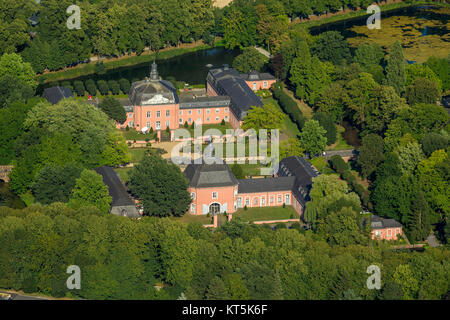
left=280, top=138, right=304, bottom=159
left=205, top=277, right=228, bottom=300
left=384, top=41, right=406, bottom=95
left=242, top=104, right=284, bottom=134
left=0, top=53, right=37, bottom=89
left=357, top=134, right=385, bottom=179
left=232, top=47, right=268, bottom=73
left=406, top=191, right=432, bottom=243
left=312, top=112, right=337, bottom=145
left=329, top=155, right=349, bottom=174
left=128, top=155, right=191, bottom=217
left=68, top=169, right=112, bottom=214
left=299, top=120, right=327, bottom=156
left=119, top=78, right=131, bottom=94
left=425, top=55, right=449, bottom=91
left=405, top=77, right=441, bottom=106
left=97, top=80, right=109, bottom=95
left=231, top=163, right=245, bottom=179
left=397, top=141, right=424, bottom=174
left=84, top=79, right=97, bottom=96
left=32, top=163, right=83, bottom=205
left=98, top=97, right=127, bottom=123
left=94, top=61, right=106, bottom=75
left=312, top=31, right=351, bottom=65
left=73, top=81, right=85, bottom=96
left=0, top=75, right=34, bottom=108
left=421, top=132, right=450, bottom=157
left=107, top=80, right=120, bottom=95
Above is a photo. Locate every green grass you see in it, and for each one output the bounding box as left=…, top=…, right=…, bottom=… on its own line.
left=308, top=156, right=334, bottom=174
left=19, top=191, right=34, bottom=207
left=119, top=129, right=156, bottom=141
left=262, top=97, right=301, bottom=139
left=326, top=125, right=353, bottom=151
left=128, top=148, right=151, bottom=163
left=234, top=206, right=299, bottom=222
left=114, top=167, right=133, bottom=184
left=174, top=122, right=233, bottom=137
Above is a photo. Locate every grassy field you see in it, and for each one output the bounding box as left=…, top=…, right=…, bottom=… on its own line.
left=114, top=167, right=133, bottom=184
left=128, top=147, right=152, bottom=163
left=174, top=122, right=233, bottom=137
left=119, top=128, right=156, bottom=141
left=262, top=97, right=301, bottom=139
left=168, top=214, right=212, bottom=225
left=326, top=125, right=354, bottom=151
left=308, top=156, right=335, bottom=174
left=234, top=206, right=299, bottom=222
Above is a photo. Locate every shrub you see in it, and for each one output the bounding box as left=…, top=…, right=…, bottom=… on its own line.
left=184, top=121, right=188, bottom=128
left=272, top=82, right=305, bottom=129
left=244, top=205, right=247, bottom=211
left=329, top=155, right=349, bottom=173
left=341, top=170, right=356, bottom=184
left=119, top=78, right=131, bottom=94
left=97, top=80, right=109, bottom=95
left=85, top=79, right=97, bottom=96
left=282, top=203, right=286, bottom=208
left=221, top=119, right=225, bottom=125
left=73, top=80, right=85, bottom=96
left=61, top=81, right=73, bottom=92
left=108, top=80, right=120, bottom=95
left=275, top=223, right=287, bottom=229
left=352, top=182, right=365, bottom=196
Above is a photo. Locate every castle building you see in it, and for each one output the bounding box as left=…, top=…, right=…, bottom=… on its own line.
left=117, top=63, right=276, bottom=131
left=183, top=156, right=319, bottom=217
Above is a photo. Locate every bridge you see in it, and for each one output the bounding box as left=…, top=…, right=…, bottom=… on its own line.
left=0, top=165, right=14, bottom=182
left=323, top=149, right=358, bottom=161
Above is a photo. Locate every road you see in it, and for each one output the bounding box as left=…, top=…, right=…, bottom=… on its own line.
left=1, top=291, right=49, bottom=300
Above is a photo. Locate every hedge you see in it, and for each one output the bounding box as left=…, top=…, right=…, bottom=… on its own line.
left=272, top=82, right=305, bottom=130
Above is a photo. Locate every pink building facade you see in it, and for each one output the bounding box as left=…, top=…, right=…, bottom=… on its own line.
left=370, top=215, right=403, bottom=241
left=117, top=63, right=276, bottom=132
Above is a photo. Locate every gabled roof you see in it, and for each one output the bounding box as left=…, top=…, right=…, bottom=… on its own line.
left=184, top=163, right=238, bottom=188
left=42, top=86, right=73, bottom=105
left=238, top=176, right=296, bottom=194
left=370, top=215, right=403, bottom=229
left=94, top=166, right=140, bottom=218
left=207, top=66, right=263, bottom=120
left=277, top=156, right=319, bottom=206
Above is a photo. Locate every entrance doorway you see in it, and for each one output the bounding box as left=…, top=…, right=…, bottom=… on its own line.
left=209, top=203, right=220, bottom=215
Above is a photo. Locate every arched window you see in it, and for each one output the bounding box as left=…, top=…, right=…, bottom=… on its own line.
left=209, top=203, right=220, bottom=215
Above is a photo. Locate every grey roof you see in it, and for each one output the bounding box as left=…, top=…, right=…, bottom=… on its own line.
left=371, top=215, right=403, bottom=229
left=179, top=95, right=231, bottom=109
left=238, top=176, right=296, bottom=193
left=42, top=86, right=73, bottom=104
left=94, top=166, right=140, bottom=218
left=206, top=67, right=263, bottom=121
left=184, top=163, right=238, bottom=188
left=129, top=79, right=178, bottom=106
left=240, top=70, right=276, bottom=81
left=277, top=156, right=319, bottom=206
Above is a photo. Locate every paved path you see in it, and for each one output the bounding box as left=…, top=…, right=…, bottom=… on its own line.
left=254, top=46, right=272, bottom=59
left=427, top=234, right=440, bottom=248
left=323, top=149, right=358, bottom=159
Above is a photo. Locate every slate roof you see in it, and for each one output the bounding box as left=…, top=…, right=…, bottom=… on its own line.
left=206, top=66, right=263, bottom=121
left=129, top=79, right=178, bottom=106
left=238, top=176, right=296, bottom=193
left=184, top=163, right=238, bottom=188
left=179, top=95, right=231, bottom=109
left=42, top=86, right=73, bottom=104
left=277, top=156, right=319, bottom=206
left=370, top=215, right=403, bottom=229
left=94, top=166, right=139, bottom=218
left=240, top=70, right=276, bottom=81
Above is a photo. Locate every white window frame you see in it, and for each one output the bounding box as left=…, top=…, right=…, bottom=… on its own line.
left=190, top=192, right=196, bottom=200
left=155, top=121, right=161, bottom=130
left=156, top=111, right=161, bottom=118
left=166, top=110, right=170, bottom=117
left=146, top=111, right=151, bottom=118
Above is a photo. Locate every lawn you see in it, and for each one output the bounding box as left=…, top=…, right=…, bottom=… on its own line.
left=174, top=122, right=233, bottom=137
left=308, top=156, right=334, bottom=174
left=234, top=206, right=299, bottom=222
left=119, top=128, right=156, bottom=141
left=262, top=97, right=300, bottom=139
left=114, top=167, right=133, bottom=183
left=128, top=147, right=151, bottom=163
left=326, top=125, right=353, bottom=151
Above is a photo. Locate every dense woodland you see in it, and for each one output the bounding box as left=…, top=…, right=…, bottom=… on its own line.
left=0, top=0, right=449, bottom=299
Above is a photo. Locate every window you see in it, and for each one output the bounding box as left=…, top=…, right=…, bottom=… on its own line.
left=179, top=118, right=183, bottom=124
left=206, top=117, right=210, bottom=122
left=129, top=121, right=134, bottom=127
left=277, top=195, right=282, bottom=203
left=129, top=113, right=133, bottom=118
left=270, top=196, right=274, bottom=204
left=263, top=81, right=268, bottom=88
left=188, top=110, right=192, bottom=115
left=190, top=203, right=196, bottom=214
left=166, top=110, right=170, bottom=116
left=285, top=194, right=290, bottom=205
left=253, top=82, right=257, bottom=90
left=216, top=108, right=219, bottom=113
left=156, top=111, right=160, bottom=118
left=165, top=120, right=170, bottom=128
left=155, top=121, right=161, bottom=130
left=197, top=118, right=201, bottom=123
left=146, top=111, right=151, bottom=118
left=224, top=116, right=228, bottom=121
left=206, top=109, right=210, bottom=114
left=190, top=192, right=195, bottom=200
left=212, top=192, right=218, bottom=199
left=146, top=122, right=150, bottom=128
left=375, top=230, right=380, bottom=237
left=261, top=197, right=265, bottom=205
left=179, top=110, right=183, bottom=115
left=188, top=118, right=192, bottom=122
left=215, top=117, right=219, bottom=121
left=237, top=197, right=242, bottom=208
left=253, top=197, right=258, bottom=206
left=234, top=189, right=238, bottom=197
left=197, top=109, right=201, bottom=114
left=245, top=198, right=250, bottom=206
left=225, top=108, right=228, bottom=113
